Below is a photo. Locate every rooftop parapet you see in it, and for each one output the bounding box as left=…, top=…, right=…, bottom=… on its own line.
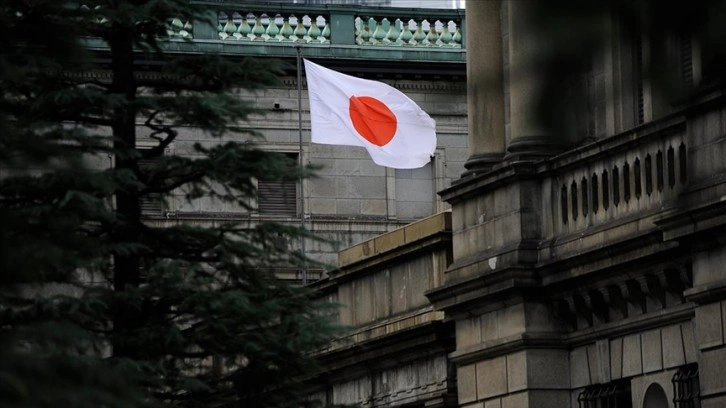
left=162, top=2, right=466, bottom=64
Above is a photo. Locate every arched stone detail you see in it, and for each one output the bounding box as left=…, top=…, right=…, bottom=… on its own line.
left=642, top=382, right=668, bottom=408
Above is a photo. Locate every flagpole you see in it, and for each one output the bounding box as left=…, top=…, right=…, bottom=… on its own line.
left=296, top=45, right=307, bottom=286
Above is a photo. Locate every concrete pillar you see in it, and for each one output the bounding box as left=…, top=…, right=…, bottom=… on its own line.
left=506, top=0, right=565, bottom=159
left=463, top=0, right=505, bottom=175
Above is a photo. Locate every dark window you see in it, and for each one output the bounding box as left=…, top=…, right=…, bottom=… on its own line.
left=591, top=173, right=599, bottom=213
left=571, top=181, right=579, bottom=221
left=561, top=184, right=568, bottom=224
left=672, top=363, right=700, bottom=408
left=634, top=158, right=642, bottom=199
left=668, top=146, right=676, bottom=188
left=602, top=170, right=610, bottom=210
left=258, top=153, right=298, bottom=217
left=680, top=33, right=694, bottom=88
left=613, top=166, right=620, bottom=206
left=578, top=380, right=632, bottom=408
left=623, top=162, right=631, bottom=203
left=582, top=177, right=589, bottom=217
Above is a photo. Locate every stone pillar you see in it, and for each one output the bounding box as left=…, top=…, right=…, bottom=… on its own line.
left=327, top=7, right=356, bottom=45
left=506, top=0, right=564, bottom=159
left=450, top=302, right=571, bottom=408
left=463, top=0, right=505, bottom=175
left=686, top=246, right=726, bottom=408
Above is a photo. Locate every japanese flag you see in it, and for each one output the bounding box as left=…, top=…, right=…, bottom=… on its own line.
left=304, top=59, right=437, bottom=169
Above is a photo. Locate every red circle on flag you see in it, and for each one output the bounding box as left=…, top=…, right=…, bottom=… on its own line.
left=349, top=96, right=397, bottom=146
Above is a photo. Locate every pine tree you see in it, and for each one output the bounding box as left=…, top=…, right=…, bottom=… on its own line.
left=1, top=1, right=341, bottom=407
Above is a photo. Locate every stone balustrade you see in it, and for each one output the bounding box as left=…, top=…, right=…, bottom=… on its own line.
left=212, top=7, right=463, bottom=48
left=168, top=17, right=193, bottom=39
left=82, top=3, right=466, bottom=64
left=171, top=3, right=464, bottom=49
left=551, top=119, right=688, bottom=237
left=217, top=12, right=330, bottom=43
left=354, top=16, right=461, bottom=47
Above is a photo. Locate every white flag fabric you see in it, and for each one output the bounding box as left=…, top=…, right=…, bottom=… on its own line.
left=304, top=59, right=437, bottom=169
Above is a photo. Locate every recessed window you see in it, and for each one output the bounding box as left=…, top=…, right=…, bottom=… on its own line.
left=672, top=363, right=700, bottom=408
left=578, top=380, right=632, bottom=408
left=258, top=153, right=298, bottom=217
left=138, top=150, right=164, bottom=217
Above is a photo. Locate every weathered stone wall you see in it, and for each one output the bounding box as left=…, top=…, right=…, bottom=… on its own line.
left=311, top=212, right=457, bottom=407
left=142, top=77, right=468, bottom=272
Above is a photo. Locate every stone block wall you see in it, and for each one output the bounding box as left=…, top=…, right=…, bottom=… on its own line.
left=141, top=77, right=467, bottom=272
left=310, top=212, right=457, bottom=408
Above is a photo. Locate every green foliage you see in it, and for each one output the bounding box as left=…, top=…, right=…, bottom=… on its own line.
left=1, top=1, right=342, bottom=407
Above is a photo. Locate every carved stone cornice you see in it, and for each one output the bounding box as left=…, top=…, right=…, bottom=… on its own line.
left=315, top=319, right=454, bottom=381
left=449, top=303, right=694, bottom=365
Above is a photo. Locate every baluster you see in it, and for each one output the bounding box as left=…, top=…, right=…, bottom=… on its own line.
left=301, top=15, right=312, bottom=42
left=412, top=20, right=426, bottom=46
left=292, top=15, right=307, bottom=43
left=217, top=11, right=227, bottom=38
left=678, top=142, right=687, bottom=184
left=645, top=154, right=653, bottom=196
left=386, top=19, right=402, bottom=46
left=399, top=19, right=414, bottom=46
left=452, top=27, right=462, bottom=48
left=259, top=13, right=271, bottom=41
left=656, top=150, right=664, bottom=192
left=602, top=169, right=610, bottom=210
left=307, top=16, right=322, bottom=43
left=168, top=17, right=183, bottom=38
left=355, top=16, right=363, bottom=40
left=266, top=14, right=282, bottom=41
left=612, top=166, right=621, bottom=206
left=222, top=17, right=237, bottom=40
left=440, top=23, right=453, bottom=47
left=634, top=157, right=642, bottom=200
left=422, top=20, right=439, bottom=47
left=425, top=20, right=439, bottom=46
left=667, top=146, right=676, bottom=188
left=236, top=13, right=252, bottom=41
left=251, top=16, right=265, bottom=41
left=321, top=22, right=331, bottom=43
left=182, top=20, right=193, bottom=39
left=358, top=19, right=372, bottom=44
left=96, top=5, right=107, bottom=25
left=280, top=16, right=294, bottom=42
left=372, top=18, right=386, bottom=45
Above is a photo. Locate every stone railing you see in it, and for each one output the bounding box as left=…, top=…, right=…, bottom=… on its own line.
left=168, top=17, right=194, bottom=39
left=79, top=3, right=466, bottom=64
left=549, top=117, right=688, bottom=237
left=354, top=16, right=461, bottom=47
left=177, top=2, right=465, bottom=49
left=217, top=11, right=330, bottom=43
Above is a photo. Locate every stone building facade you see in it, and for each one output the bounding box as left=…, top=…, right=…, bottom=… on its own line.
left=138, top=3, right=469, bottom=280
left=310, top=1, right=726, bottom=408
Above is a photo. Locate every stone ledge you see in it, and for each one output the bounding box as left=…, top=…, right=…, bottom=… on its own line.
left=317, top=319, right=454, bottom=377
left=338, top=211, right=451, bottom=268
left=448, top=303, right=693, bottom=365
left=685, top=279, right=726, bottom=304
left=331, top=308, right=445, bottom=350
